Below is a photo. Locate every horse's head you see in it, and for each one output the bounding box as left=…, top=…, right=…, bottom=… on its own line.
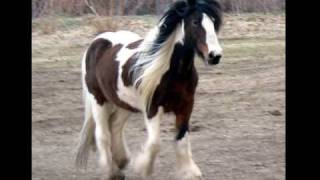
left=177, top=0, right=223, bottom=65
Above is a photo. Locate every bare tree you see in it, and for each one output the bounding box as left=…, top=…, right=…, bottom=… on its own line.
left=119, top=0, right=125, bottom=15
left=84, top=0, right=99, bottom=17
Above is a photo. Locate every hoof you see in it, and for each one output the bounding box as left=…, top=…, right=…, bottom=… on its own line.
left=191, top=175, right=202, bottom=180
left=133, top=153, right=153, bottom=177
left=117, top=158, right=130, bottom=170
left=109, top=173, right=125, bottom=180
left=176, top=162, right=202, bottom=180
left=179, top=175, right=202, bottom=180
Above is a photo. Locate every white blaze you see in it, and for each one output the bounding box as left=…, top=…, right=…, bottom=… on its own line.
left=201, top=13, right=222, bottom=56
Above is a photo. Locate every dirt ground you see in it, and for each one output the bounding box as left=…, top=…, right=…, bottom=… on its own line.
left=32, top=14, right=285, bottom=180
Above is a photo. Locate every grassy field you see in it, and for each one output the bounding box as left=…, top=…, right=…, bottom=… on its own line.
left=32, top=13, right=285, bottom=180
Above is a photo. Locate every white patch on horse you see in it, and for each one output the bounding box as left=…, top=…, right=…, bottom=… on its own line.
left=202, top=13, right=222, bottom=56
left=94, top=31, right=141, bottom=45
left=175, top=132, right=202, bottom=179
left=176, top=21, right=185, bottom=44
left=114, top=33, right=144, bottom=110
left=117, top=47, right=143, bottom=110
left=109, top=108, right=131, bottom=170
left=89, top=96, right=119, bottom=175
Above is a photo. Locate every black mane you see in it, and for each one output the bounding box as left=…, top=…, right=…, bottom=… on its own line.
left=149, top=0, right=222, bottom=55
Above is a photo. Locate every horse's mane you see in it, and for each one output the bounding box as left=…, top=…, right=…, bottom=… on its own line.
left=131, top=0, right=222, bottom=112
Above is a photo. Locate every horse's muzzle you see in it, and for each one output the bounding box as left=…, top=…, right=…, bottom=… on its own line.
left=208, top=54, right=222, bottom=65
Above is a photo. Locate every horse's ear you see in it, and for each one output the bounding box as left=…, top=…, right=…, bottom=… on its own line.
left=187, top=0, right=196, bottom=6
left=175, top=3, right=189, bottom=17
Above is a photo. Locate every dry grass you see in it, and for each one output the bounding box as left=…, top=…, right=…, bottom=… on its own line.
left=86, top=16, right=119, bottom=34
left=32, top=13, right=285, bottom=70
left=31, top=13, right=285, bottom=71
left=32, top=17, right=58, bottom=35
left=219, top=13, right=285, bottom=39
left=32, top=15, right=154, bottom=36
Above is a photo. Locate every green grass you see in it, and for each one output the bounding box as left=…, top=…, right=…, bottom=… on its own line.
left=222, top=39, right=285, bottom=59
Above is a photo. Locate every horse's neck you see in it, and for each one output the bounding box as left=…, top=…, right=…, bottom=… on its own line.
left=168, top=42, right=196, bottom=78
left=132, top=22, right=196, bottom=109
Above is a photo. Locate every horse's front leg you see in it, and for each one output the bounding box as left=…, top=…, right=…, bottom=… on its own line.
left=175, top=112, right=202, bottom=180
left=133, top=107, right=164, bottom=178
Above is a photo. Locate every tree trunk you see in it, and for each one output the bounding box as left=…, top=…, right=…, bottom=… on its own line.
left=109, top=0, right=114, bottom=16
left=119, top=0, right=125, bottom=15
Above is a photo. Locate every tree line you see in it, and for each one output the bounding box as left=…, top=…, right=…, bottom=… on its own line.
left=32, top=0, right=285, bottom=18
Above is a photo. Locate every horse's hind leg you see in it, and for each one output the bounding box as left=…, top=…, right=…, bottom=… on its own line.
left=109, top=108, right=131, bottom=179
left=90, top=98, right=118, bottom=179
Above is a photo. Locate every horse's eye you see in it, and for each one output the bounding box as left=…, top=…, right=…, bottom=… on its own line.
left=192, top=20, right=200, bottom=27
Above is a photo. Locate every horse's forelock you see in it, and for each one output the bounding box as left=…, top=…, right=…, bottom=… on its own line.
left=198, top=0, right=223, bottom=31
left=160, top=0, right=222, bottom=29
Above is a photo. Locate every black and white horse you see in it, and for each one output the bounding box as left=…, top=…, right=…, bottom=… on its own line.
left=76, top=0, right=223, bottom=179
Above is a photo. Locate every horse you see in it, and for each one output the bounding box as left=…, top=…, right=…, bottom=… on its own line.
left=75, top=0, right=223, bottom=179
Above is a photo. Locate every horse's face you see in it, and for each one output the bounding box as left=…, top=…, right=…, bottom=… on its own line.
left=184, top=11, right=222, bottom=65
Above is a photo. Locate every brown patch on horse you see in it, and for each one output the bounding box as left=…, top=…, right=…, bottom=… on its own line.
left=85, top=38, right=111, bottom=105
left=85, top=38, right=139, bottom=112
left=147, top=66, right=198, bottom=118
left=147, top=66, right=198, bottom=140
left=126, top=39, right=143, bottom=49
left=184, top=11, right=208, bottom=59
left=145, top=41, right=199, bottom=140
left=95, top=43, right=122, bottom=104
left=122, top=53, right=138, bottom=86
left=197, top=43, right=209, bottom=58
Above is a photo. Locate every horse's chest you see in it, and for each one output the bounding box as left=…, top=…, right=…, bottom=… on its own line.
left=147, top=71, right=198, bottom=118
left=163, top=81, right=195, bottom=108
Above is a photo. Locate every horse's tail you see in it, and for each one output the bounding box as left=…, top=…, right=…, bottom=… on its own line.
left=75, top=53, right=96, bottom=169
left=75, top=92, right=96, bottom=169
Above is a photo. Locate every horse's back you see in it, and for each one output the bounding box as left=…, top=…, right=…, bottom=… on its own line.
left=83, top=30, right=142, bottom=76
left=94, top=30, right=142, bottom=46
left=82, top=30, right=143, bottom=112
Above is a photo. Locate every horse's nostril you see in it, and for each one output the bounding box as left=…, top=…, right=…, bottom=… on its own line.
left=215, top=55, right=221, bottom=61
left=208, top=52, right=215, bottom=59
